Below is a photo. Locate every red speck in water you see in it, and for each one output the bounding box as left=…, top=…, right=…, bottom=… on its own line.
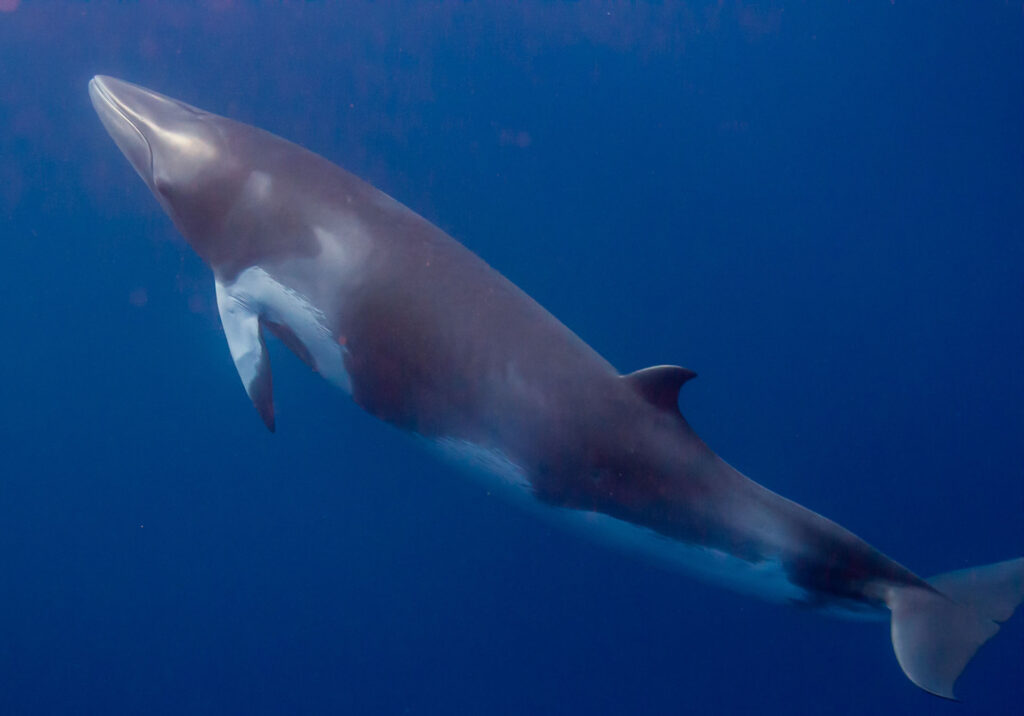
left=129, top=288, right=149, bottom=308
left=337, top=334, right=348, bottom=346
left=139, top=35, right=160, bottom=60
left=0, top=0, right=21, bottom=13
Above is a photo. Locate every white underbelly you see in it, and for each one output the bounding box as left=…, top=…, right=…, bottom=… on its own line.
left=431, top=437, right=807, bottom=604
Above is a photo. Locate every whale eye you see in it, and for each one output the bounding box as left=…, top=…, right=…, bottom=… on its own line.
left=152, top=171, right=180, bottom=201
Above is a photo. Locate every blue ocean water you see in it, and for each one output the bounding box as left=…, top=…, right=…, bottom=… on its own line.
left=1, top=2, right=1022, bottom=713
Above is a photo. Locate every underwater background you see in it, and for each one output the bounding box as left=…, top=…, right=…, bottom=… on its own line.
left=1, top=2, right=1021, bottom=714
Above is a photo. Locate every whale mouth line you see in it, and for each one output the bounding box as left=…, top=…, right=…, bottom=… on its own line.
left=89, top=76, right=154, bottom=179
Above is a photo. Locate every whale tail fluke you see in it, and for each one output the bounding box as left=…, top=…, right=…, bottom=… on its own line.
left=888, top=557, right=1024, bottom=699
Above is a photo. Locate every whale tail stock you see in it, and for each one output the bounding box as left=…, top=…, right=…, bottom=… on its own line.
left=887, top=556, right=1024, bottom=699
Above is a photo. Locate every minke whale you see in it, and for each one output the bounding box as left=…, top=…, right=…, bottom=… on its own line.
left=89, top=75, right=1022, bottom=700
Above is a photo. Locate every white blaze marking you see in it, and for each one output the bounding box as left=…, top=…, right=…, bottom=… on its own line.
left=245, top=170, right=273, bottom=202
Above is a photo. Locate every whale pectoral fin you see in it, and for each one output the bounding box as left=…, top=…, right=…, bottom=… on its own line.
left=623, top=365, right=697, bottom=413
left=215, top=279, right=275, bottom=432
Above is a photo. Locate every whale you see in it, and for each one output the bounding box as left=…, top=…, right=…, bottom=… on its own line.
left=89, top=75, right=1023, bottom=700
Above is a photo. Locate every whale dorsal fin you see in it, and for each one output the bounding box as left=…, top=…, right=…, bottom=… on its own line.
left=623, top=365, right=696, bottom=413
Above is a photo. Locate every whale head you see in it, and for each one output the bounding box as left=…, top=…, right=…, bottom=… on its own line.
left=90, top=75, right=321, bottom=278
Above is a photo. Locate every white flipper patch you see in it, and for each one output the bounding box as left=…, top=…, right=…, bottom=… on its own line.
left=215, top=277, right=275, bottom=431
left=215, top=266, right=350, bottom=431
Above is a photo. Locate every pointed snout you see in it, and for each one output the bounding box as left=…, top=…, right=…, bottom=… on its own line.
left=89, top=75, right=214, bottom=187
left=90, top=76, right=159, bottom=181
